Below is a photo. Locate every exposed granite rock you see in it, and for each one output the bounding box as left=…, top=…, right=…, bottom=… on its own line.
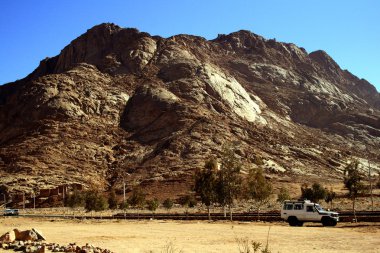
left=0, top=23, right=379, bottom=200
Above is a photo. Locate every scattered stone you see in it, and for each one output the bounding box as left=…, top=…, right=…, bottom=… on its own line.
left=1, top=228, right=113, bottom=253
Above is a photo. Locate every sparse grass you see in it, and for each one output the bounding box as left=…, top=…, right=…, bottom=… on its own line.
left=145, top=240, right=183, bottom=253
left=236, top=227, right=275, bottom=253
left=161, top=240, right=183, bottom=253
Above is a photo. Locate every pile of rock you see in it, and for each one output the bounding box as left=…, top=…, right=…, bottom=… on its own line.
left=0, top=229, right=113, bottom=253
left=45, top=242, right=113, bottom=253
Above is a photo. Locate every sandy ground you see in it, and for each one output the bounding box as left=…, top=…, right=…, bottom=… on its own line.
left=0, top=217, right=379, bottom=253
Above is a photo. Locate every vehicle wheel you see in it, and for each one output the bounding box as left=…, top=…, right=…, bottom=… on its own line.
left=288, top=217, right=298, bottom=226
left=297, top=221, right=304, bottom=227
left=322, top=217, right=335, bottom=226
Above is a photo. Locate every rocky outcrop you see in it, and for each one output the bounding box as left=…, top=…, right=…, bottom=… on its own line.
left=0, top=23, right=379, bottom=200
left=0, top=229, right=112, bottom=253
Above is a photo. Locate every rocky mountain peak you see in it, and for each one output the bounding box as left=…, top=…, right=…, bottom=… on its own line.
left=0, top=24, right=379, bottom=201
left=309, top=50, right=341, bottom=77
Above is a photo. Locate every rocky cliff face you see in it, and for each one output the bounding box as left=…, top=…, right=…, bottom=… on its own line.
left=0, top=23, right=379, bottom=198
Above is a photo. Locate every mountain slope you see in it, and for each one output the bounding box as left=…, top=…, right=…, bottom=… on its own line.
left=0, top=23, right=379, bottom=199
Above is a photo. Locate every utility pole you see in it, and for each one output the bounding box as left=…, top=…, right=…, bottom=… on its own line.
left=366, top=146, right=374, bottom=212
left=368, top=159, right=374, bottom=212
left=123, top=180, right=126, bottom=206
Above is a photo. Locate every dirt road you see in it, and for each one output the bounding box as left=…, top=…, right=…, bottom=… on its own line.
left=0, top=218, right=379, bottom=253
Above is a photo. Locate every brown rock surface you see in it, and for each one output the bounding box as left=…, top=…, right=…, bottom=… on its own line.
left=0, top=23, right=379, bottom=200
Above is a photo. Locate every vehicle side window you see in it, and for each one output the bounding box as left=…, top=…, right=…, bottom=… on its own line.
left=294, top=204, right=303, bottom=210
left=284, top=204, right=293, bottom=210
left=306, top=206, right=314, bottom=212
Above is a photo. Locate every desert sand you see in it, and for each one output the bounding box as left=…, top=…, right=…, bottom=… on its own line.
left=0, top=217, right=379, bottom=253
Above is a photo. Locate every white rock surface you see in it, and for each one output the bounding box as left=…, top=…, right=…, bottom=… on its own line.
left=202, top=63, right=267, bottom=124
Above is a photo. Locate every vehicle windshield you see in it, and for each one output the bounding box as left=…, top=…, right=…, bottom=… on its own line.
left=314, top=205, right=325, bottom=212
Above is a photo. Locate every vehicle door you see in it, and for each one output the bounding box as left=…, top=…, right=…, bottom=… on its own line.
left=304, top=204, right=320, bottom=221
left=293, top=203, right=305, bottom=220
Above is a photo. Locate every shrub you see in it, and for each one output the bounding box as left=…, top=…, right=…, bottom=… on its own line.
left=163, top=198, right=174, bottom=211
left=108, top=190, right=118, bottom=209
left=276, top=187, right=290, bottom=203
left=84, top=190, right=108, bottom=212
left=324, top=188, right=336, bottom=209
left=65, top=189, right=85, bottom=208
left=128, top=187, right=146, bottom=208
left=178, top=195, right=197, bottom=209
left=147, top=198, right=160, bottom=213
left=301, top=183, right=326, bottom=203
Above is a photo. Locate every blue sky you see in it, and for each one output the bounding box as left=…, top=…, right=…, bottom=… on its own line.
left=1, top=0, right=379, bottom=91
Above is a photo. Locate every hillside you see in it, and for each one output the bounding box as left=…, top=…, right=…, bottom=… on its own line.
left=0, top=23, right=379, bottom=202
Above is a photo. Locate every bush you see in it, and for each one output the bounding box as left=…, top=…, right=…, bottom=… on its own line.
left=120, top=201, right=129, bottom=210
left=108, top=190, right=118, bottom=209
left=65, top=189, right=85, bottom=208
left=128, top=188, right=146, bottom=208
left=301, top=183, right=326, bottom=203
left=324, top=188, right=336, bottom=208
left=146, top=198, right=160, bottom=213
left=84, top=190, right=109, bottom=212
left=178, top=195, right=197, bottom=208
left=276, top=187, right=290, bottom=203
left=163, top=198, right=174, bottom=210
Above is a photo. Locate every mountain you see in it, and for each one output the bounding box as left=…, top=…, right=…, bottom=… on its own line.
left=0, top=23, right=379, bottom=200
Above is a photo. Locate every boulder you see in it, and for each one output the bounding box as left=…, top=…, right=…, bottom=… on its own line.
left=32, top=228, right=46, bottom=241
left=14, top=229, right=38, bottom=241
left=0, top=230, right=16, bottom=243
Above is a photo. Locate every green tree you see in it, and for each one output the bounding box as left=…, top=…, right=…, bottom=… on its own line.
left=324, top=188, right=336, bottom=209
left=108, top=190, right=118, bottom=209
left=84, top=190, right=108, bottom=212
left=344, top=160, right=366, bottom=221
left=194, top=158, right=218, bottom=220
left=128, top=187, right=146, bottom=208
left=146, top=198, right=160, bottom=215
left=65, top=189, right=85, bottom=208
left=301, top=183, right=326, bottom=203
left=179, top=195, right=197, bottom=209
left=216, top=144, right=242, bottom=221
left=245, top=168, right=273, bottom=219
left=120, top=201, right=129, bottom=210
left=163, top=198, right=174, bottom=211
left=276, top=187, right=291, bottom=203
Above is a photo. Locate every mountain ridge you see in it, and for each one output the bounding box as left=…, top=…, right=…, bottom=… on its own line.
left=0, top=23, right=379, bottom=202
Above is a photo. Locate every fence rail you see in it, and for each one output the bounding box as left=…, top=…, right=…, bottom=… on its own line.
left=17, top=211, right=380, bottom=222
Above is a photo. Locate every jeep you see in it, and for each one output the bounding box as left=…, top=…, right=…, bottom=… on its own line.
left=3, top=209, right=19, bottom=216
left=281, top=200, right=339, bottom=226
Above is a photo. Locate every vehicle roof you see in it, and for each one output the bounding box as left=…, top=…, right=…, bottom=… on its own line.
left=283, top=200, right=313, bottom=204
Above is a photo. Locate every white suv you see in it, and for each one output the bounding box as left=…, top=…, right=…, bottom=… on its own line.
left=281, top=200, right=339, bottom=226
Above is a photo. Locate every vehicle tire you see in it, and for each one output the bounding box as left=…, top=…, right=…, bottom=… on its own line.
left=288, top=216, right=298, bottom=226
left=322, top=217, right=335, bottom=226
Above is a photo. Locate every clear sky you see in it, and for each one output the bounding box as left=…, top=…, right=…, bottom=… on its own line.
left=1, top=0, right=379, bottom=91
